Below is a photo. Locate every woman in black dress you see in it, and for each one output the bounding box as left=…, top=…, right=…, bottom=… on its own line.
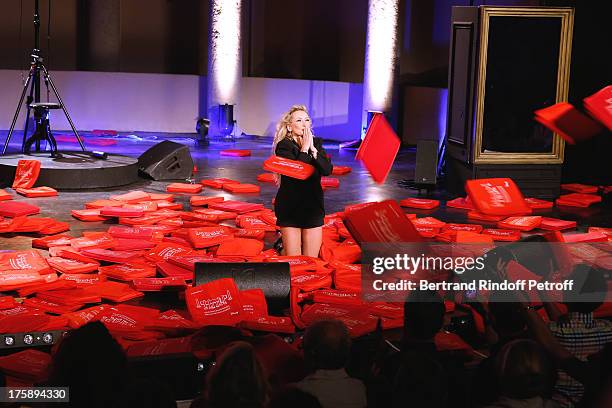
left=273, top=105, right=333, bottom=257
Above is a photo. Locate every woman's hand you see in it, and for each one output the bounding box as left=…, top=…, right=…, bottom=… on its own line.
left=301, top=127, right=313, bottom=153
left=303, top=127, right=317, bottom=158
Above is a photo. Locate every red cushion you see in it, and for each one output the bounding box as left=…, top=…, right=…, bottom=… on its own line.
left=190, top=196, right=225, bottom=207
left=356, top=112, right=401, bottom=184
left=332, top=166, right=352, bottom=175
left=263, top=156, right=315, bottom=180
left=108, top=190, right=150, bottom=203
left=321, top=177, right=340, bottom=188
left=333, top=267, right=362, bottom=292
left=561, top=183, right=598, bottom=194
left=70, top=232, right=116, bottom=250
left=0, top=349, right=51, bottom=382
left=99, top=206, right=145, bottom=218
left=539, top=217, right=577, bottom=231
left=220, top=149, right=251, bottom=157
left=481, top=229, right=521, bottom=241
left=185, top=278, right=243, bottom=326
left=217, top=238, right=264, bottom=257
left=12, top=160, right=41, bottom=189
left=145, top=242, right=194, bottom=263
left=467, top=211, right=507, bottom=222
left=446, top=197, right=474, bottom=210
left=412, top=217, right=446, bottom=229
left=209, top=200, right=264, bottom=214
left=241, top=316, right=295, bottom=334
left=535, top=102, right=604, bottom=144
left=38, top=220, right=70, bottom=235
left=524, top=197, right=554, bottom=209
left=47, top=256, right=99, bottom=274
left=223, top=183, right=260, bottom=193
left=235, top=214, right=277, bottom=231
left=200, top=178, right=240, bottom=189
left=166, top=183, right=203, bottom=194
left=32, top=234, right=73, bottom=249
left=93, top=281, right=145, bottom=303
left=188, top=226, right=235, bottom=249
left=0, top=189, right=12, bottom=201
left=583, top=85, right=612, bottom=131
left=399, top=198, right=440, bottom=209
left=498, top=216, right=543, bottom=231
left=0, top=250, right=53, bottom=274
left=99, top=263, right=157, bottom=281
left=15, top=186, right=58, bottom=198
left=344, top=200, right=423, bottom=244
left=132, top=277, right=188, bottom=292
left=257, top=173, right=276, bottom=183
left=0, top=201, right=40, bottom=217
left=442, top=223, right=483, bottom=233
left=240, top=288, right=268, bottom=319
left=71, top=209, right=108, bottom=222
left=80, top=248, right=142, bottom=263
left=466, top=178, right=530, bottom=216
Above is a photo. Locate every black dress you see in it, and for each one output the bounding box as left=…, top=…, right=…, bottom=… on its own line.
left=274, top=137, right=333, bottom=228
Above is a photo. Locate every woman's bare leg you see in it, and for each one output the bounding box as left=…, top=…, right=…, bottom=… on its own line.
left=281, top=227, right=302, bottom=255
left=301, top=226, right=323, bottom=258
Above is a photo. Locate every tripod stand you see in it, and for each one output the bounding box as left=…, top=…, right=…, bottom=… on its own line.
left=1, top=0, right=85, bottom=157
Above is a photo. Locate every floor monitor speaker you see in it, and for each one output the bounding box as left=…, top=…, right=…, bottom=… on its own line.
left=138, top=141, right=193, bottom=180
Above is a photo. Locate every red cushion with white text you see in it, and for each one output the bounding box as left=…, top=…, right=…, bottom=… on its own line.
left=466, top=178, right=530, bottom=216
left=185, top=278, right=243, bottom=326
left=263, top=155, right=314, bottom=180
left=12, top=160, right=41, bottom=189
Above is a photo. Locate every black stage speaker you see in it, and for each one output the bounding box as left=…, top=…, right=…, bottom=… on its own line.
left=138, top=141, right=194, bottom=180
left=414, top=139, right=439, bottom=185
left=194, top=262, right=291, bottom=314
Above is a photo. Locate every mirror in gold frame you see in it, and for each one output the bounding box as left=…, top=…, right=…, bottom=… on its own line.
left=473, top=7, right=574, bottom=164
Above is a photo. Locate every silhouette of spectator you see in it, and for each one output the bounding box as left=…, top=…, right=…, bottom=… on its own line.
left=295, top=319, right=367, bottom=408
left=268, top=386, right=322, bottom=408
left=549, top=264, right=612, bottom=407
left=191, top=341, right=269, bottom=408
left=46, top=321, right=129, bottom=408
left=484, top=339, right=558, bottom=408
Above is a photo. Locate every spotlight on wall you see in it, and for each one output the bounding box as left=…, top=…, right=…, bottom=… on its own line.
left=218, top=103, right=235, bottom=140
left=196, top=117, right=210, bottom=146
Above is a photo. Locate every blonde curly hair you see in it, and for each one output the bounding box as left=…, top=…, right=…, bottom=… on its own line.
left=271, top=104, right=310, bottom=154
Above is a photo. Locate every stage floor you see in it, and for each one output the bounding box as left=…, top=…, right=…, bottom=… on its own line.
left=0, top=131, right=610, bottom=252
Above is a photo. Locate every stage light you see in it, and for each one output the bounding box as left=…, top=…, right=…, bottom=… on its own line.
left=43, top=332, right=53, bottom=344
left=23, top=334, right=34, bottom=345
left=196, top=117, right=210, bottom=146
left=362, top=0, right=399, bottom=135
left=4, top=336, right=14, bottom=346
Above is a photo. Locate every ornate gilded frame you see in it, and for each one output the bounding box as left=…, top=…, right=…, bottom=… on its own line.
left=473, top=7, right=574, bottom=164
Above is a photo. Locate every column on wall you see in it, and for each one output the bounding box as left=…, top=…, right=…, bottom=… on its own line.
left=361, top=0, right=400, bottom=137
left=85, top=0, right=121, bottom=70
left=208, top=0, right=242, bottom=138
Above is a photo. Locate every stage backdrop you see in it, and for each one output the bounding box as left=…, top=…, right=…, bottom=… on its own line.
left=0, top=70, right=363, bottom=141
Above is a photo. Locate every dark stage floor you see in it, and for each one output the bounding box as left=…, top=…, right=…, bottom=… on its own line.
left=0, top=130, right=610, bottom=252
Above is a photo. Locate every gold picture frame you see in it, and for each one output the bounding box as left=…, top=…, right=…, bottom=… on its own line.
left=473, top=7, right=574, bottom=164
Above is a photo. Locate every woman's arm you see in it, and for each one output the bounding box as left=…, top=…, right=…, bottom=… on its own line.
left=275, top=139, right=313, bottom=164
left=312, top=138, right=333, bottom=176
